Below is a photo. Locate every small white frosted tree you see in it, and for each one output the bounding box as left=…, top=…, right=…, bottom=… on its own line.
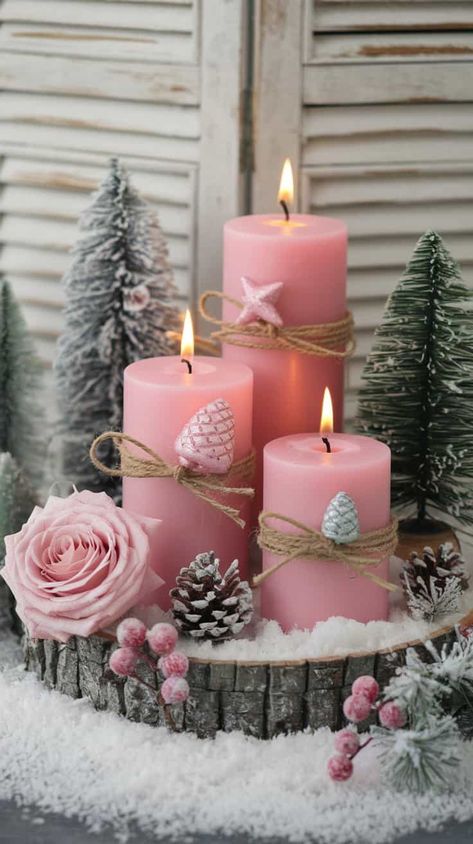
left=0, top=279, right=43, bottom=489
left=55, top=158, right=180, bottom=499
left=0, top=280, right=42, bottom=628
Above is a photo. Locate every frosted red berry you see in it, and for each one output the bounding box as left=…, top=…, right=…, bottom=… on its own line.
left=161, top=676, right=190, bottom=704
left=378, top=700, right=406, bottom=729
left=352, top=675, right=379, bottom=704
left=343, top=693, right=371, bottom=723
left=116, top=617, right=147, bottom=649
left=158, top=651, right=189, bottom=679
left=334, top=729, right=360, bottom=757
left=327, top=754, right=353, bottom=782
left=147, top=623, right=178, bottom=656
left=109, top=647, right=138, bottom=677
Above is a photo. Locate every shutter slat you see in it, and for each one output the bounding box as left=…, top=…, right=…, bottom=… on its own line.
left=0, top=52, right=200, bottom=105
left=303, top=62, right=473, bottom=106
left=0, top=1, right=195, bottom=32
left=311, top=1, right=473, bottom=32
left=309, top=31, right=473, bottom=64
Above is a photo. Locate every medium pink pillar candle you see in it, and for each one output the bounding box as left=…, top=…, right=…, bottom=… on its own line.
left=223, top=214, right=347, bottom=513
left=261, top=433, right=391, bottom=631
left=123, top=356, right=253, bottom=608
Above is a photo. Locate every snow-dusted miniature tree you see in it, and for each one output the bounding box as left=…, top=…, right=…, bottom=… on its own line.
left=356, top=231, right=473, bottom=527
left=0, top=281, right=42, bottom=626
left=55, top=158, right=180, bottom=499
left=0, top=279, right=43, bottom=487
left=0, top=453, right=35, bottom=564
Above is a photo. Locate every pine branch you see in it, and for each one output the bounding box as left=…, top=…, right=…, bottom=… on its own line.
left=356, top=231, right=473, bottom=526
left=372, top=715, right=460, bottom=793
left=55, top=158, right=180, bottom=498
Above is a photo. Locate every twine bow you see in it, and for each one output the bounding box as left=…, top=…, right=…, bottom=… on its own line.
left=89, top=432, right=255, bottom=529
left=199, top=291, right=355, bottom=359
left=254, top=511, right=399, bottom=591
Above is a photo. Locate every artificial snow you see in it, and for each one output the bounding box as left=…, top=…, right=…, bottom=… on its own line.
left=0, top=630, right=473, bottom=844
left=179, top=608, right=467, bottom=662
left=139, top=556, right=472, bottom=663
left=139, top=594, right=470, bottom=663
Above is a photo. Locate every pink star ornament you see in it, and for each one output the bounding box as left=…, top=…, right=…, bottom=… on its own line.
left=236, top=276, right=284, bottom=328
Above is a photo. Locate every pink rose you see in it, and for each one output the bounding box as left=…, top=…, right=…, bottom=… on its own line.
left=1, top=490, right=162, bottom=642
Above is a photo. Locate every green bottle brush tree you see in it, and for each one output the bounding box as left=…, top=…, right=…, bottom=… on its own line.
left=356, top=231, right=473, bottom=543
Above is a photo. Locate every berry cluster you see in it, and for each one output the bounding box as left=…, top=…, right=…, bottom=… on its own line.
left=109, top=618, right=190, bottom=717
left=327, top=675, right=406, bottom=781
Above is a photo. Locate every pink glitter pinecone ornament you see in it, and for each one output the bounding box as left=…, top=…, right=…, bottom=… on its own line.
left=175, top=398, right=235, bottom=475
left=327, top=754, right=353, bottom=782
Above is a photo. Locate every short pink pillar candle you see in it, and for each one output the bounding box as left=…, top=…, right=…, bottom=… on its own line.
left=123, top=356, right=253, bottom=608
left=261, top=433, right=391, bottom=631
left=223, top=214, right=347, bottom=514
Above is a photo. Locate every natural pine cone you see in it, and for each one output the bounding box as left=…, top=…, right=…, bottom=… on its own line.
left=401, top=543, right=469, bottom=622
left=170, top=551, right=253, bottom=640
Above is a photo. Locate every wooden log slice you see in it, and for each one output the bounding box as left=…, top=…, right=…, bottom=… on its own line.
left=24, top=609, right=473, bottom=740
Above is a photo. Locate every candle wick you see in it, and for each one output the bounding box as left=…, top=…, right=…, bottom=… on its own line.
left=181, top=358, right=193, bottom=374
left=280, top=199, right=290, bottom=222
left=322, top=436, right=331, bottom=454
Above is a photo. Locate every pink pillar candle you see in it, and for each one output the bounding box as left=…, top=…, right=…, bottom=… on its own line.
left=223, top=214, right=347, bottom=514
left=261, top=433, right=391, bottom=631
left=123, top=356, right=253, bottom=608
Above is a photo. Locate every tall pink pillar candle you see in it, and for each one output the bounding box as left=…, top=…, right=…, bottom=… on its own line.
left=261, top=433, right=391, bottom=631
left=223, top=214, right=347, bottom=514
left=123, top=356, right=253, bottom=608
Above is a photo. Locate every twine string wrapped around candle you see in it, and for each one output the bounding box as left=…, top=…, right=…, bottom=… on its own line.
left=89, top=432, right=255, bottom=529
left=199, top=290, right=355, bottom=359
left=254, top=511, right=399, bottom=591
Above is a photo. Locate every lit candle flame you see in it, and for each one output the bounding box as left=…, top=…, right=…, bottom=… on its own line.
left=181, top=309, right=194, bottom=360
left=320, top=387, right=334, bottom=434
left=277, top=158, right=294, bottom=207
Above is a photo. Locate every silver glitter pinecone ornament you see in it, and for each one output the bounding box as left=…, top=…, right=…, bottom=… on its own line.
left=321, top=492, right=360, bottom=544
left=170, top=552, right=253, bottom=640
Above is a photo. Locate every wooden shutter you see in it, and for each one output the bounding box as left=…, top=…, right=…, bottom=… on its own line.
left=252, top=0, right=473, bottom=423
left=0, top=0, right=246, bottom=403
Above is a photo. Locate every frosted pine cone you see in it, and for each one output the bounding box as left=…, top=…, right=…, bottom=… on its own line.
left=170, top=552, right=253, bottom=640
left=401, top=543, right=469, bottom=622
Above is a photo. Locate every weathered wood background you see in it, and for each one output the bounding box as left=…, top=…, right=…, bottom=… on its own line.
left=23, top=617, right=473, bottom=740
left=0, top=0, right=472, bottom=425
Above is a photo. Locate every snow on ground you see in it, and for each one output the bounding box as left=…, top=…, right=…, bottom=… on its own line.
left=1, top=628, right=473, bottom=844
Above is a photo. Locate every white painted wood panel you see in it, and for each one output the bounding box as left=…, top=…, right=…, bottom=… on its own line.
left=253, top=0, right=473, bottom=425
left=0, top=0, right=247, bottom=374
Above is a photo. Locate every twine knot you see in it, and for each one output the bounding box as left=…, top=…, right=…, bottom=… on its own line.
left=89, top=432, right=255, bottom=529
left=173, top=465, right=186, bottom=483
left=200, top=291, right=355, bottom=359
left=254, top=511, right=399, bottom=591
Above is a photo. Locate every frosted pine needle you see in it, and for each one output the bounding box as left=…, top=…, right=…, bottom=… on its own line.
left=355, top=231, right=473, bottom=526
